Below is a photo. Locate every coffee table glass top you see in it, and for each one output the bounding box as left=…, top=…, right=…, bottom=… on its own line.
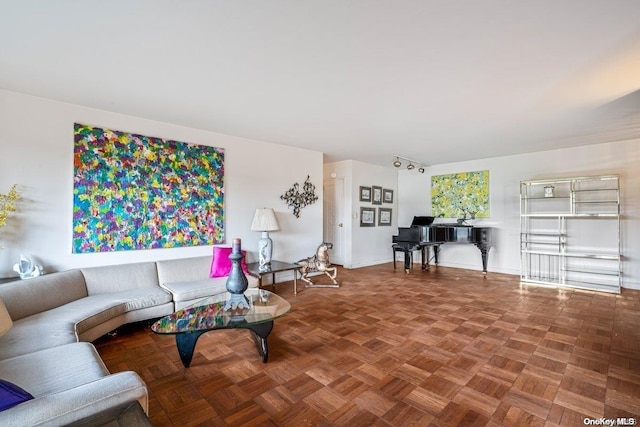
left=151, top=289, right=290, bottom=334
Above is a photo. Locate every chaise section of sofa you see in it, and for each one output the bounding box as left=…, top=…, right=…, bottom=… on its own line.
left=0, top=342, right=149, bottom=427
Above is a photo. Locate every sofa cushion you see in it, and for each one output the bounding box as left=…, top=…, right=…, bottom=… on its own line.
left=156, top=256, right=215, bottom=285
left=0, top=270, right=87, bottom=321
left=161, top=278, right=229, bottom=303
left=106, top=287, right=173, bottom=312
left=54, top=296, right=127, bottom=335
left=81, top=262, right=160, bottom=294
left=0, top=379, right=33, bottom=411
left=63, top=288, right=172, bottom=335
left=210, top=246, right=248, bottom=277
left=0, top=342, right=110, bottom=397
left=0, top=316, right=78, bottom=360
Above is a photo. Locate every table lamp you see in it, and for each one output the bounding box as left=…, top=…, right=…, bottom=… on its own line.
left=250, top=208, right=279, bottom=270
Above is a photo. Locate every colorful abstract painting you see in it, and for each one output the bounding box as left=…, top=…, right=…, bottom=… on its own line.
left=431, top=170, right=489, bottom=219
left=73, top=123, right=224, bottom=253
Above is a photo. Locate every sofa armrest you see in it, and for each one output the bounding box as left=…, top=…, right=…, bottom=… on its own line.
left=0, top=372, right=148, bottom=427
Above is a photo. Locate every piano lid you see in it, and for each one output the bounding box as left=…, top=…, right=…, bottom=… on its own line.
left=410, top=216, right=435, bottom=226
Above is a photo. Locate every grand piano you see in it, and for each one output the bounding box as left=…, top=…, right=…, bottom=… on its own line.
left=392, top=216, right=492, bottom=274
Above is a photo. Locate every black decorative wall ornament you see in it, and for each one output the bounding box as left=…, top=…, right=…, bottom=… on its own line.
left=280, top=175, right=318, bottom=218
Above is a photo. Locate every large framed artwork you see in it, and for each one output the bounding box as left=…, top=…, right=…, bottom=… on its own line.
left=431, top=170, right=489, bottom=219
left=73, top=123, right=225, bottom=253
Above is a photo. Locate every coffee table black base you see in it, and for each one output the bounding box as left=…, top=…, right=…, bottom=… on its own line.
left=175, top=320, right=275, bottom=367
left=250, top=321, right=273, bottom=362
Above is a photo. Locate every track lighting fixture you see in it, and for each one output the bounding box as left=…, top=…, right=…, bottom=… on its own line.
left=391, top=155, right=428, bottom=173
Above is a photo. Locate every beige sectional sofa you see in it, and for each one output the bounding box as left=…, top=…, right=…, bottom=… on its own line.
left=0, top=255, right=258, bottom=426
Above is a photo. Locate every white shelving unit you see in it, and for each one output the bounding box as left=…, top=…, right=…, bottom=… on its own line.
left=520, top=175, right=621, bottom=293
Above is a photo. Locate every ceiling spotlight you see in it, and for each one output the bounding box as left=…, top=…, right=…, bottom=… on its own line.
left=393, top=155, right=427, bottom=172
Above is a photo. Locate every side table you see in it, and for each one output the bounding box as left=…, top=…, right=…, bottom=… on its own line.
left=246, top=260, right=301, bottom=295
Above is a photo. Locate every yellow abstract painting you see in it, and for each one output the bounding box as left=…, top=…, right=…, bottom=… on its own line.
left=431, top=170, right=490, bottom=219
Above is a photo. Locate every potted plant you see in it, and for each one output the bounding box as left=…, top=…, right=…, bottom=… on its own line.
left=0, top=184, right=19, bottom=249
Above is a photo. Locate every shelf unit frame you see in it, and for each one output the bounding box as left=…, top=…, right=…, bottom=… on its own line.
left=520, top=175, right=621, bottom=293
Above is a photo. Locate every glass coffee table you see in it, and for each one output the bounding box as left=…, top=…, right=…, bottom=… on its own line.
left=151, top=289, right=290, bottom=367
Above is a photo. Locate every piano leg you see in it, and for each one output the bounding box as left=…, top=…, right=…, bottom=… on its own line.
left=420, top=246, right=429, bottom=270
left=392, top=244, right=414, bottom=273
left=475, top=243, right=491, bottom=275
left=403, top=250, right=411, bottom=273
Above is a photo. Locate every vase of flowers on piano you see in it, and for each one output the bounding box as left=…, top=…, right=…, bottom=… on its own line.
left=457, top=205, right=478, bottom=224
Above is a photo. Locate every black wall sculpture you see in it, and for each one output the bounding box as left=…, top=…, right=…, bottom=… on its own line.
left=280, top=175, right=318, bottom=218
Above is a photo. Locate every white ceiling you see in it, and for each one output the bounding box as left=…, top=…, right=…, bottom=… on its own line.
left=2, top=1, right=640, bottom=167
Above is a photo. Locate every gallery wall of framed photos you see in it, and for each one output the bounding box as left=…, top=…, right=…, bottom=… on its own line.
left=359, top=185, right=393, bottom=227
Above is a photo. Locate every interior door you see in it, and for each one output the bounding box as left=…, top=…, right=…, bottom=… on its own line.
left=323, top=178, right=345, bottom=265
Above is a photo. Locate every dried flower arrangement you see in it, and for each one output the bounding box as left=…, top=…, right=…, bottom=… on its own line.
left=0, top=185, right=20, bottom=248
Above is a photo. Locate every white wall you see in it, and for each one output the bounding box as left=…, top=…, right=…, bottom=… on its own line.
left=0, top=89, right=323, bottom=276
left=324, top=160, right=398, bottom=268
left=398, top=139, right=640, bottom=289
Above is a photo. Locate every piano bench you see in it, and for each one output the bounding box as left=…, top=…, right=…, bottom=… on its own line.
left=392, top=243, right=421, bottom=272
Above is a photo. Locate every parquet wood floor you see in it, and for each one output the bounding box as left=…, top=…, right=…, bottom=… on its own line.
left=94, top=264, right=640, bottom=426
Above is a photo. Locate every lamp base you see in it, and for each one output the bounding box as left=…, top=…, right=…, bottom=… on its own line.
left=258, top=232, right=273, bottom=270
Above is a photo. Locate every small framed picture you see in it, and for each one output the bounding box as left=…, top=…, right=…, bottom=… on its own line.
left=360, top=207, right=376, bottom=227
left=372, top=186, right=383, bottom=205
left=378, top=208, right=392, bottom=226
left=383, top=189, right=393, bottom=204
left=359, top=186, right=371, bottom=202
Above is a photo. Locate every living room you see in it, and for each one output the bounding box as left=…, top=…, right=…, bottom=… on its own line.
left=1, top=89, right=639, bottom=287
left=1, top=2, right=640, bottom=425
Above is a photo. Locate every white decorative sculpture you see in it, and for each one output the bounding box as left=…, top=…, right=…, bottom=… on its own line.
left=13, top=254, right=43, bottom=280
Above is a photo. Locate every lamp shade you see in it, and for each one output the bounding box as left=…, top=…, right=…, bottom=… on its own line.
left=251, top=208, right=279, bottom=232
left=0, top=297, right=13, bottom=337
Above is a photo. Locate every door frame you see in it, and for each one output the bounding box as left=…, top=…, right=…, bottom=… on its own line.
left=323, top=177, right=346, bottom=266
